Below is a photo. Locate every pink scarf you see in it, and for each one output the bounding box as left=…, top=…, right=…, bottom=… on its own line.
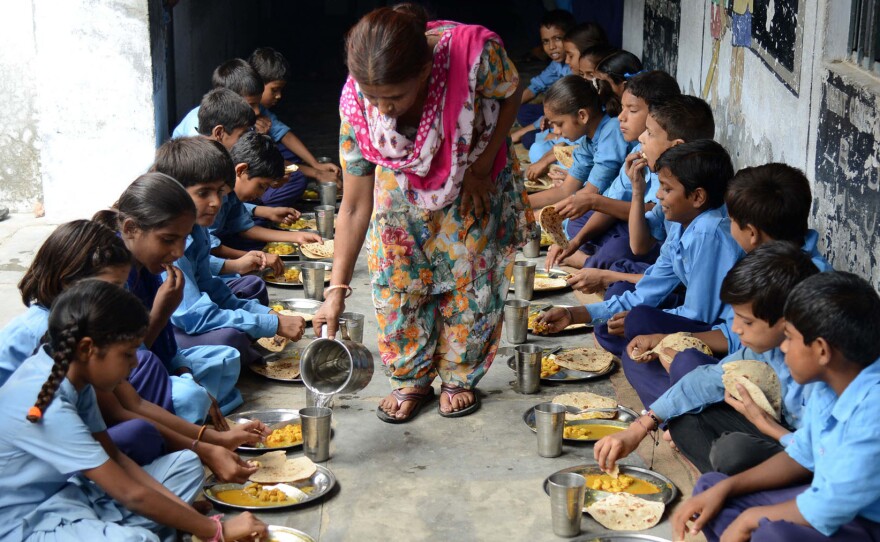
left=339, top=21, right=508, bottom=210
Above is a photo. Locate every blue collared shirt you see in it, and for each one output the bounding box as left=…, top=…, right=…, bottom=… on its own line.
left=644, top=204, right=669, bottom=243
left=168, top=225, right=276, bottom=338
left=207, top=192, right=257, bottom=275
left=527, top=61, right=571, bottom=95
left=586, top=207, right=744, bottom=323
left=651, top=346, right=815, bottom=435
left=567, top=115, right=629, bottom=194
left=786, top=359, right=880, bottom=536
left=603, top=143, right=661, bottom=204
left=0, top=305, right=48, bottom=387
left=172, top=105, right=290, bottom=143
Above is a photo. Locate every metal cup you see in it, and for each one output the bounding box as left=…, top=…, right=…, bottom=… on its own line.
left=503, top=299, right=530, bottom=344
left=339, top=312, right=365, bottom=343
left=513, top=261, right=537, bottom=301
left=535, top=402, right=566, bottom=457
left=523, top=237, right=541, bottom=258
left=318, top=182, right=337, bottom=206
left=300, top=262, right=326, bottom=301
left=548, top=472, right=586, bottom=537
left=299, top=406, right=332, bottom=462
left=314, top=205, right=335, bottom=239
left=514, top=344, right=543, bottom=395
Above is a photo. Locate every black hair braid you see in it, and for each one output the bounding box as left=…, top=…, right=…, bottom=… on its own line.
left=26, top=324, right=79, bottom=423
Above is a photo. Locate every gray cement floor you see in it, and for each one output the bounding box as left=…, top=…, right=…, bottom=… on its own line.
left=0, top=214, right=675, bottom=541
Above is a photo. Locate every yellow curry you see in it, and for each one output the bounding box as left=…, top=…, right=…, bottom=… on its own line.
left=266, top=267, right=301, bottom=283
left=214, top=484, right=293, bottom=506
left=265, top=424, right=303, bottom=448
left=585, top=474, right=661, bottom=495
left=303, top=189, right=319, bottom=200
left=265, top=243, right=296, bottom=256
left=541, top=355, right=561, bottom=378
left=562, top=424, right=625, bottom=440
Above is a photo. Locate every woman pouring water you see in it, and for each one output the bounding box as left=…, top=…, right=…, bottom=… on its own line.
left=314, top=3, right=535, bottom=422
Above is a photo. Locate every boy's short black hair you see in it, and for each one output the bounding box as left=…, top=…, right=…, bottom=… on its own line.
left=152, top=136, right=235, bottom=189
left=726, top=163, right=812, bottom=244
left=625, top=70, right=681, bottom=108
left=649, top=95, right=715, bottom=142
left=541, top=9, right=576, bottom=33
left=248, top=47, right=289, bottom=84
left=197, top=88, right=256, bottom=136
left=784, top=272, right=880, bottom=367
left=211, top=58, right=264, bottom=98
left=654, top=139, right=733, bottom=209
left=230, top=132, right=285, bottom=180
left=721, top=241, right=819, bottom=325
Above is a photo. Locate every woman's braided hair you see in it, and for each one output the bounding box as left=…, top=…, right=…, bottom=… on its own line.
left=26, top=280, right=148, bottom=423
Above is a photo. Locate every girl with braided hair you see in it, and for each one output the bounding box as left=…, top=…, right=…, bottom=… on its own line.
left=0, top=280, right=267, bottom=541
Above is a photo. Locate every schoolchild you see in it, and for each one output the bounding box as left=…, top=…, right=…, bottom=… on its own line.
left=673, top=271, right=880, bottom=542
left=539, top=140, right=743, bottom=405
left=0, top=280, right=266, bottom=541
left=594, top=242, right=820, bottom=476
left=594, top=49, right=643, bottom=117
left=208, top=132, right=322, bottom=264
left=527, top=75, right=629, bottom=208
left=151, top=137, right=306, bottom=367
left=194, top=88, right=256, bottom=151
left=576, top=44, right=617, bottom=81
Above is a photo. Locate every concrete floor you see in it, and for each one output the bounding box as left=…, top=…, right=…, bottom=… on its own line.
left=0, top=212, right=678, bottom=541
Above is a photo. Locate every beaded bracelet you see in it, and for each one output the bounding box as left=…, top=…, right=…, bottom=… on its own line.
left=323, top=284, right=353, bottom=298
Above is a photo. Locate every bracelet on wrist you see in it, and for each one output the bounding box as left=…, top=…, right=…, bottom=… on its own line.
left=323, top=284, right=353, bottom=298
left=207, top=514, right=224, bottom=542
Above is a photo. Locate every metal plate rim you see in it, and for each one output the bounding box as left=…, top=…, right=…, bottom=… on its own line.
left=506, top=351, right=615, bottom=382
left=570, top=534, right=672, bottom=542
left=203, top=464, right=336, bottom=510
left=267, top=525, right=318, bottom=542
left=233, top=408, right=303, bottom=452
left=522, top=405, right=638, bottom=440
left=542, top=464, right=678, bottom=507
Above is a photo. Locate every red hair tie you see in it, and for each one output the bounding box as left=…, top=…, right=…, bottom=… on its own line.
left=27, top=406, right=43, bottom=421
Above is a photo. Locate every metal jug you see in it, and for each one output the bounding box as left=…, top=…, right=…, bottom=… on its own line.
left=300, top=327, right=374, bottom=395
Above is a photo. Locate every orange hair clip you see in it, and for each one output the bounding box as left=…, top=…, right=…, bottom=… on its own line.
left=27, top=406, right=43, bottom=420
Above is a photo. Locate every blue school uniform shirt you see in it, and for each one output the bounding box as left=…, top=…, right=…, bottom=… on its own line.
left=785, top=359, right=880, bottom=536
left=0, top=348, right=109, bottom=541
left=586, top=207, right=744, bottom=324
left=644, top=204, right=669, bottom=243
left=169, top=225, right=276, bottom=338
left=172, top=105, right=290, bottom=143
left=0, top=305, right=48, bottom=386
left=650, top=346, right=815, bottom=435
left=207, top=192, right=257, bottom=275
left=567, top=115, right=629, bottom=194
left=527, top=61, right=571, bottom=95
left=602, top=144, right=661, bottom=204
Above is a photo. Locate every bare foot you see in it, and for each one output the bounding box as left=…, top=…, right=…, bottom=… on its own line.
left=379, top=387, right=432, bottom=420
left=662, top=429, right=678, bottom=450
left=561, top=251, right=588, bottom=268
left=439, top=387, right=475, bottom=413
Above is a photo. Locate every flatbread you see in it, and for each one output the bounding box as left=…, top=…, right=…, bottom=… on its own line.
left=533, top=277, right=568, bottom=290
left=634, top=332, right=712, bottom=365
left=249, top=452, right=317, bottom=484
left=524, top=177, right=552, bottom=191
left=251, top=358, right=301, bottom=380
left=553, top=144, right=577, bottom=168
left=537, top=206, right=568, bottom=249
left=552, top=391, right=616, bottom=420
left=586, top=493, right=665, bottom=531
left=722, top=360, right=782, bottom=420
left=553, top=347, right=614, bottom=373
left=278, top=309, right=315, bottom=323
left=300, top=240, right=334, bottom=259
left=257, top=335, right=288, bottom=353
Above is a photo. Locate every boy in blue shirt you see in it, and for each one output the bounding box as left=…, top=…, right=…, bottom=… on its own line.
left=152, top=137, right=307, bottom=370
left=674, top=272, right=880, bottom=542
left=539, top=140, right=744, bottom=403
left=594, top=242, right=820, bottom=477
left=193, top=88, right=255, bottom=151
left=209, top=132, right=322, bottom=270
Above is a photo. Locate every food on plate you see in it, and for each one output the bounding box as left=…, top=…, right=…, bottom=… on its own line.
left=265, top=242, right=297, bottom=256
left=585, top=473, right=661, bottom=495
left=553, top=347, right=614, bottom=373
left=214, top=483, right=296, bottom=506
left=540, top=354, right=562, bottom=378
left=537, top=206, right=568, bottom=249
left=278, top=217, right=317, bottom=231
left=278, top=309, right=315, bottom=322
left=257, top=336, right=289, bottom=353
left=266, top=424, right=303, bottom=448
left=303, top=189, right=319, bottom=200
left=633, top=332, right=713, bottom=365
left=249, top=450, right=317, bottom=484
left=528, top=311, right=550, bottom=334
left=562, top=423, right=625, bottom=440
left=586, top=492, right=665, bottom=530
left=251, top=358, right=301, bottom=380
left=266, top=267, right=301, bottom=283
left=299, top=240, right=334, bottom=259
left=722, top=359, right=782, bottom=420
left=553, top=391, right=617, bottom=420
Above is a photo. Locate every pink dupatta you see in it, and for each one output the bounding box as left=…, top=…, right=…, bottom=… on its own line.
left=339, top=21, right=508, bottom=210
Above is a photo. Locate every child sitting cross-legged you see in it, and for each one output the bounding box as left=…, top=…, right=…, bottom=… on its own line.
left=593, top=242, right=821, bottom=478
left=672, top=271, right=880, bottom=542
left=0, top=280, right=267, bottom=541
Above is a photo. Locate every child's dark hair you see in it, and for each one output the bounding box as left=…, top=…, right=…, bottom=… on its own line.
left=595, top=50, right=642, bottom=116
left=720, top=242, right=819, bottom=325
left=654, top=139, right=733, bottom=210
left=541, top=9, right=576, bottom=33
left=94, top=173, right=195, bottom=234
left=784, top=272, right=880, bottom=367
left=152, top=137, right=236, bottom=189
left=248, top=47, right=289, bottom=83
left=625, top=70, right=681, bottom=107
left=648, top=95, right=715, bottom=142
left=564, top=22, right=608, bottom=53
left=345, top=4, right=432, bottom=86
left=26, top=280, right=148, bottom=423
left=211, top=58, right=264, bottom=98
left=197, top=88, right=256, bottom=137
left=18, top=220, right=131, bottom=308
left=581, top=44, right=617, bottom=64
left=230, top=132, right=285, bottom=180
left=726, top=163, right=812, bottom=244
left=544, top=75, right=601, bottom=117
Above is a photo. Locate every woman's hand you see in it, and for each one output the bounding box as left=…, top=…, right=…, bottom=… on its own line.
left=313, top=289, right=347, bottom=339
left=276, top=315, right=306, bottom=341
left=607, top=311, right=629, bottom=336
left=460, top=166, right=495, bottom=220
left=566, top=268, right=609, bottom=294
left=594, top=426, right=646, bottom=474
left=155, top=265, right=185, bottom=321
left=222, top=512, right=268, bottom=542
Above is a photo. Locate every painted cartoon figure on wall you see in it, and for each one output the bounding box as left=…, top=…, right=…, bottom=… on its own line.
left=703, top=0, right=752, bottom=117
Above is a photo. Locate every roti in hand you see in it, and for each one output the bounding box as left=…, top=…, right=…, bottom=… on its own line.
left=722, top=360, right=782, bottom=420
left=552, top=391, right=616, bottom=420
left=586, top=493, right=665, bottom=531
left=278, top=309, right=315, bottom=323
left=553, top=144, right=577, bottom=168
left=257, top=335, right=289, bottom=353
left=553, top=347, right=614, bottom=373
left=249, top=451, right=317, bottom=484
left=634, top=332, right=713, bottom=365
left=537, top=205, right=568, bottom=249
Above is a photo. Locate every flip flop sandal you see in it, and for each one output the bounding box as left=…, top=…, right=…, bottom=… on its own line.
left=438, top=384, right=481, bottom=418
left=376, top=387, right=435, bottom=424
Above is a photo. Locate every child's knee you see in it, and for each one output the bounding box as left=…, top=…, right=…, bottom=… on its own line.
left=693, top=471, right=729, bottom=495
